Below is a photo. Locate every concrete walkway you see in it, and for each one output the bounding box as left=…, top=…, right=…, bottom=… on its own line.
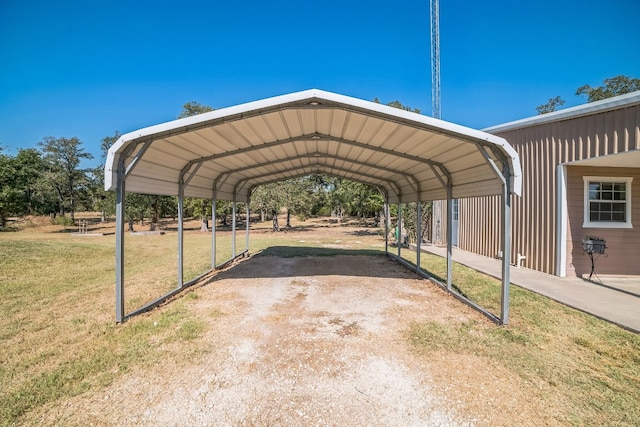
left=417, top=244, right=640, bottom=333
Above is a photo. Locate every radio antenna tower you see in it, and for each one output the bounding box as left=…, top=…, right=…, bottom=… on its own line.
left=430, top=0, right=441, bottom=119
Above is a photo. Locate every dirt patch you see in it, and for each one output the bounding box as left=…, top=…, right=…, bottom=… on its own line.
left=34, top=252, right=552, bottom=426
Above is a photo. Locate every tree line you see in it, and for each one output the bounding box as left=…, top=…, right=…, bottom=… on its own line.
left=0, top=137, right=94, bottom=227
left=1, top=99, right=423, bottom=233
left=0, top=136, right=397, bottom=231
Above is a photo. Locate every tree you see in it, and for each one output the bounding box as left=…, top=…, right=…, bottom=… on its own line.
left=251, top=182, right=285, bottom=226
left=317, top=177, right=384, bottom=223
left=100, top=131, right=121, bottom=157
left=38, top=137, right=93, bottom=222
left=0, top=148, right=62, bottom=227
left=0, top=151, right=19, bottom=227
left=536, top=96, right=565, bottom=115
left=402, top=202, right=432, bottom=244
left=18, top=149, right=47, bottom=214
left=332, top=179, right=384, bottom=223
left=215, top=200, right=233, bottom=226
left=576, top=75, right=640, bottom=102
left=124, top=193, right=151, bottom=231
left=249, top=176, right=318, bottom=229
left=184, top=197, right=212, bottom=230
left=178, top=101, right=213, bottom=119
left=373, top=98, right=421, bottom=114
left=279, top=177, right=316, bottom=226
left=1, top=147, right=60, bottom=227
left=306, top=174, right=332, bottom=216
left=324, top=176, right=346, bottom=221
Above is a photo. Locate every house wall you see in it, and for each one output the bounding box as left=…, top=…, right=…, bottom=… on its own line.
left=565, top=166, right=640, bottom=276
left=457, top=196, right=503, bottom=258
left=451, top=99, right=640, bottom=276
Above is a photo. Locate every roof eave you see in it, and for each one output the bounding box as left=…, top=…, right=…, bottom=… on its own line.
left=484, top=90, right=640, bottom=134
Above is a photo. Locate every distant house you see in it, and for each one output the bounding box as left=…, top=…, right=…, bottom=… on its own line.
left=434, top=91, right=640, bottom=278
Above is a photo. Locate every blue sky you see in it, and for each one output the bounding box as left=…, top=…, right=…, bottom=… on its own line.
left=1, top=0, right=638, bottom=166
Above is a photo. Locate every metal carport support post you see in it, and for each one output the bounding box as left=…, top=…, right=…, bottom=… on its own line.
left=177, top=179, right=184, bottom=288
left=231, top=195, right=237, bottom=258
left=396, top=198, right=402, bottom=258
left=113, top=141, right=154, bottom=323
left=115, top=163, right=126, bottom=323
left=477, top=144, right=512, bottom=324
left=384, top=200, right=389, bottom=254
left=416, top=199, right=422, bottom=273
left=211, top=188, right=217, bottom=269
left=245, top=199, right=250, bottom=252
left=428, top=163, right=454, bottom=292
left=446, top=191, right=453, bottom=291
left=500, top=175, right=512, bottom=324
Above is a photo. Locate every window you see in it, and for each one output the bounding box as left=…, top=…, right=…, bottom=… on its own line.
left=583, top=176, right=633, bottom=229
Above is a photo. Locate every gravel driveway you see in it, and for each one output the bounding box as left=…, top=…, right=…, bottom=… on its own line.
left=37, top=252, right=545, bottom=426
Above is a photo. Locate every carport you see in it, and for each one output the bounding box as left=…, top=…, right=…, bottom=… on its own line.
left=105, top=89, right=522, bottom=324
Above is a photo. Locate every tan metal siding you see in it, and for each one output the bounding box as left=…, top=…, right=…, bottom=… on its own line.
left=566, top=166, right=640, bottom=276
left=458, top=196, right=502, bottom=258
left=454, top=103, right=640, bottom=276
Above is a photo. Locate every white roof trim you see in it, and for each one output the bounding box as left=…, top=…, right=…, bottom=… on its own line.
left=105, top=89, right=522, bottom=203
left=565, top=149, right=640, bottom=168
left=484, top=90, right=640, bottom=134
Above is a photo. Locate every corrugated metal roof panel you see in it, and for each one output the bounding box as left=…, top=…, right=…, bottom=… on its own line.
left=105, top=89, right=522, bottom=204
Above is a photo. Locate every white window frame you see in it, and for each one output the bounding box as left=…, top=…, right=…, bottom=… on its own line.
left=583, top=176, right=633, bottom=229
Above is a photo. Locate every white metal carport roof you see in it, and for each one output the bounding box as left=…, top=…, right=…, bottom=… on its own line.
left=105, top=88, right=522, bottom=326
left=105, top=89, right=521, bottom=203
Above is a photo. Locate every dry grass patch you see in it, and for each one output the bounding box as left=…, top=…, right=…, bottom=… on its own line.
left=408, top=282, right=640, bottom=425
left=0, top=219, right=218, bottom=425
